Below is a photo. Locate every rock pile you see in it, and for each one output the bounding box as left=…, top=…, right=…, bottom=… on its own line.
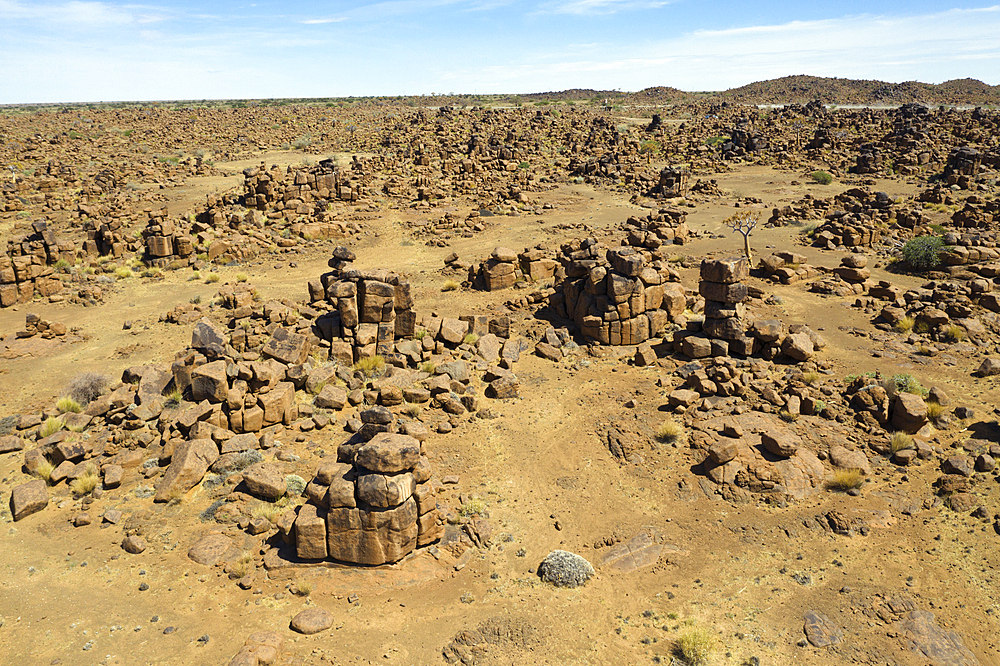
left=15, top=314, right=68, bottom=339
left=283, top=432, right=441, bottom=565
left=142, top=208, right=194, bottom=267
left=553, top=242, right=684, bottom=345
left=1, top=220, right=72, bottom=306
left=469, top=246, right=558, bottom=291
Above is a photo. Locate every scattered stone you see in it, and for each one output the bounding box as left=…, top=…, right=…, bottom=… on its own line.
left=290, top=608, right=334, bottom=635
left=538, top=550, right=594, bottom=588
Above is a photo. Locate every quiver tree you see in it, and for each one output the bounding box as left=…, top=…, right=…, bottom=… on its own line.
left=724, top=211, right=760, bottom=266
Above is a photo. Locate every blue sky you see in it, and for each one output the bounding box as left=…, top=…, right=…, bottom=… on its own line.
left=1, top=1, right=998, bottom=103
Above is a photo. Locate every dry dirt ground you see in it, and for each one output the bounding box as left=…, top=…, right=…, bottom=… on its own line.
left=2, top=163, right=999, bottom=666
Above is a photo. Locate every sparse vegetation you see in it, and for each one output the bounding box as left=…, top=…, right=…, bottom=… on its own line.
left=293, top=578, right=314, bottom=596
left=675, top=626, right=717, bottom=665
left=655, top=419, right=685, bottom=444
left=779, top=409, right=800, bottom=422
left=114, top=266, right=133, bottom=279
left=810, top=170, right=833, bottom=185
left=890, top=431, right=914, bottom=454
left=230, top=550, right=254, bottom=579
left=403, top=403, right=422, bottom=418
left=827, top=468, right=865, bottom=491
left=34, top=457, right=56, bottom=482
left=56, top=396, right=82, bottom=413
left=925, top=401, right=946, bottom=421
left=942, top=323, right=966, bottom=342
left=40, top=416, right=65, bottom=438
left=206, top=273, right=220, bottom=283
left=901, top=235, right=945, bottom=271
left=419, top=361, right=436, bottom=374
left=801, top=371, right=820, bottom=385
left=463, top=332, right=479, bottom=345
left=69, top=464, right=100, bottom=495
left=236, top=272, right=248, bottom=282
left=353, top=355, right=386, bottom=378
left=894, top=315, right=915, bottom=333
left=459, top=497, right=487, bottom=517
left=882, top=373, right=927, bottom=398
left=442, top=279, right=460, bottom=292
left=251, top=498, right=289, bottom=524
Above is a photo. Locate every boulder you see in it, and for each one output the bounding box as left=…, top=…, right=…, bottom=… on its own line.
left=891, top=393, right=928, bottom=434
left=243, top=463, right=287, bottom=500
left=356, top=472, right=416, bottom=508
left=761, top=429, right=800, bottom=457
left=191, top=360, right=229, bottom=403
left=10, top=479, right=48, bottom=521
left=262, top=327, right=311, bottom=365
left=290, top=608, right=334, bottom=635
left=355, top=433, right=421, bottom=473
left=154, top=438, right=220, bottom=502
left=188, top=533, right=235, bottom=566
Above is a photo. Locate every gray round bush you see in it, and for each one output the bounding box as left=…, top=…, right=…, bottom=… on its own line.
left=538, top=550, right=594, bottom=588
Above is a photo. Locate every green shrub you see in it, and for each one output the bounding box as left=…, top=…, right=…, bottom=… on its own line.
left=56, top=397, right=82, bottom=414
left=40, top=416, right=64, bottom=438
left=675, top=626, right=717, bottom=665
left=810, top=170, right=833, bottom=185
left=901, top=235, right=945, bottom=271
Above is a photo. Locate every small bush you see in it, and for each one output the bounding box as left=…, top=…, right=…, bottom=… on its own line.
left=675, top=626, right=717, bottom=665
left=69, top=464, right=100, bottom=495
left=813, top=399, right=827, bottom=414
left=894, top=316, right=915, bottom=333
left=114, top=266, right=133, bottom=279
left=459, top=497, right=487, bottom=517
left=827, top=468, right=865, bottom=491
left=353, top=355, right=386, bottom=378
left=236, top=273, right=248, bottom=282
left=165, top=388, right=183, bottom=407
left=419, top=361, right=436, bottom=374
left=810, top=170, right=833, bottom=185
left=414, top=329, right=428, bottom=340
left=890, top=431, right=914, bottom=454
left=463, top=332, right=479, bottom=345
left=206, top=273, right=220, bottom=283
left=403, top=403, right=422, bottom=418
left=441, top=279, right=460, bottom=292
left=230, top=551, right=254, bottom=579
left=901, top=235, right=945, bottom=272
left=40, top=416, right=64, bottom=438
left=882, top=373, right=927, bottom=398
left=655, top=419, right=685, bottom=444
left=942, top=324, right=966, bottom=342
left=56, top=396, right=82, bottom=414
left=251, top=499, right=288, bottom=524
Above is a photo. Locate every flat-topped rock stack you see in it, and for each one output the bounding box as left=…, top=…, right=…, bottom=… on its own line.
left=286, top=432, right=441, bottom=565
left=645, top=167, right=689, bottom=198
left=620, top=208, right=690, bottom=247
left=758, top=251, right=822, bottom=285
left=142, top=207, right=194, bottom=268
left=243, top=159, right=366, bottom=212
left=674, top=257, right=757, bottom=358
left=943, top=146, right=982, bottom=188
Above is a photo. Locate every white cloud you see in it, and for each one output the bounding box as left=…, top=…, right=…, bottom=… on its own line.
left=0, top=0, right=169, bottom=26
left=540, top=0, right=672, bottom=16
left=302, top=17, right=348, bottom=24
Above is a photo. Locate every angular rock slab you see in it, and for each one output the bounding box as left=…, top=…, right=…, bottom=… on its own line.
left=355, top=433, right=420, bottom=473
left=894, top=610, right=979, bottom=666
left=188, top=533, right=235, bottom=566
left=10, top=479, right=48, bottom=521
left=600, top=532, right=664, bottom=573
left=803, top=610, right=843, bottom=647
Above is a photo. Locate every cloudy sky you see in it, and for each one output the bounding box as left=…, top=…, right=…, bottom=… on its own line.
left=1, top=0, right=998, bottom=103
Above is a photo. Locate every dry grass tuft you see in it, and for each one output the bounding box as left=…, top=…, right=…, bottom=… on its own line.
left=890, top=431, right=915, bottom=454
left=69, top=464, right=100, bottom=495
left=34, top=458, right=56, bottom=483
left=779, top=409, right=800, bottom=423
left=827, top=468, right=865, bottom=491
left=353, top=355, right=386, bottom=378
left=925, top=401, right=946, bottom=421
left=67, top=372, right=109, bottom=405
left=675, top=626, right=717, bottom=665
left=942, top=324, right=966, bottom=343
left=40, top=416, right=65, bottom=438
left=441, top=279, right=460, bottom=292
left=293, top=578, right=314, bottom=596
left=251, top=499, right=289, bottom=524
left=801, top=371, right=820, bottom=385
left=403, top=403, right=422, bottom=418
left=56, top=396, right=82, bottom=414
left=655, top=419, right=685, bottom=444
left=894, top=316, right=915, bottom=333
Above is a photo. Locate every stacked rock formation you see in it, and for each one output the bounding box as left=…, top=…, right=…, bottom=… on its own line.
left=289, top=432, right=441, bottom=565
left=943, top=146, right=982, bottom=188
left=1, top=220, right=73, bottom=306
left=556, top=244, right=684, bottom=345
left=243, top=159, right=365, bottom=211
left=687, top=257, right=756, bottom=358
left=142, top=208, right=194, bottom=267
left=469, top=246, right=558, bottom=291
left=16, top=314, right=68, bottom=339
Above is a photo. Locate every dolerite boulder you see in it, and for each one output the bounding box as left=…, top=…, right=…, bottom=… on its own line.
left=539, top=550, right=595, bottom=588
left=289, top=432, right=441, bottom=566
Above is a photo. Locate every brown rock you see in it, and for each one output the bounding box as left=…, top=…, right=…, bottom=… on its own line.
left=356, top=472, right=415, bottom=508
left=708, top=439, right=739, bottom=465
left=761, top=429, right=801, bottom=457
left=10, top=479, right=48, bottom=521
left=314, top=384, right=347, bottom=410
left=700, top=257, right=749, bottom=284
left=191, top=360, right=229, bottom=403
left=154, top=438, right=219, bottom=502
left=243, top=463, right=287, bottom=500
left=262, top=326, right=311, bottom=365
left=122, top=535, right=148, bottom=554
left=355, top=433, right=421, bottom=473
left=294, top=503, right=328, bottom=560
left=290, top=608, right=334, bottom=635
left=188, top=533, right=235, bottom=566
left=892, top=393, right=928, bottom=434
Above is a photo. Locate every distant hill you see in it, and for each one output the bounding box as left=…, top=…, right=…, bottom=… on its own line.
left=712, top=75, right=999, bottom=105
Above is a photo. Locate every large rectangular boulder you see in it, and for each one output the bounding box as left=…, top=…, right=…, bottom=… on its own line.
left=154, top=438, right=219, bottom=502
